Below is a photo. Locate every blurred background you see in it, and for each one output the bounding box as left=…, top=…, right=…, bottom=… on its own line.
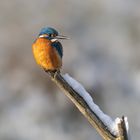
left=0, top=0, right=140, bottom=139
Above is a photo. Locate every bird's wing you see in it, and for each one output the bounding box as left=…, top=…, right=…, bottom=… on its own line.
left=51, top=41, right=63, bottom=58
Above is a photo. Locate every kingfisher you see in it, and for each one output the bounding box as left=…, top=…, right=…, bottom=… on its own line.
left=32, top=27, right=69, bottom=73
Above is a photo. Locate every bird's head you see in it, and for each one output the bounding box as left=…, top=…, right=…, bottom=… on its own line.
left=39, top=27, right=69, bottom=42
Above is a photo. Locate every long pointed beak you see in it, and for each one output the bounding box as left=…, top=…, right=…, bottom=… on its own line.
left=55, top=35, right=70, bottom=40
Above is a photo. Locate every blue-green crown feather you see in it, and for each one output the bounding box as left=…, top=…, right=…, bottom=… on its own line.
left=39, top=27, right=58, bottom=36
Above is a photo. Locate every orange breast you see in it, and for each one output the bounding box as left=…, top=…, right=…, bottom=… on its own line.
left=32, top=38, right=62, bottom=70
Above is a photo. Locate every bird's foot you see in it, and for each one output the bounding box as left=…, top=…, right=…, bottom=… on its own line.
left=43, top=69, right=60, bottom=78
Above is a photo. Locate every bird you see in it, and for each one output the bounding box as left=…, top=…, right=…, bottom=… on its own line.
left=32, top=27, right=69, bottom=74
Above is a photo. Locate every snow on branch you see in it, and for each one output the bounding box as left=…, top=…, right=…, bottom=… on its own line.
left=47, top=72, right=129, bottom=140
left=63, top=74, right=117, bottom=135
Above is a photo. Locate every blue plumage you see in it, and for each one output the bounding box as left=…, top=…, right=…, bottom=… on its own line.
left=51, top=41, right=63, bottom=58
left=39, top=27, right=58, bottom=36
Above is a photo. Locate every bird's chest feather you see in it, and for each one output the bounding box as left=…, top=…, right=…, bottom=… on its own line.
left=32, top=38, right=62, bottom=69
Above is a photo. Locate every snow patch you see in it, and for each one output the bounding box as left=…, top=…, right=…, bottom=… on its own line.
left=63, top=73, right=119, bottom=135
left=124, top=117, right=129, bottom=133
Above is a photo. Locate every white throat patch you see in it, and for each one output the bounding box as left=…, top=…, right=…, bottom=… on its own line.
left=51, top=38, right=58, bottom=42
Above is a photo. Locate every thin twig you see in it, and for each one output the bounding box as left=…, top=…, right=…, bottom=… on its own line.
left=117, top=117, right=129, bottom=140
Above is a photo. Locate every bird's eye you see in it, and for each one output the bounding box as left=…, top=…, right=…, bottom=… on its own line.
left=53, top=34, right=57, bottom=37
